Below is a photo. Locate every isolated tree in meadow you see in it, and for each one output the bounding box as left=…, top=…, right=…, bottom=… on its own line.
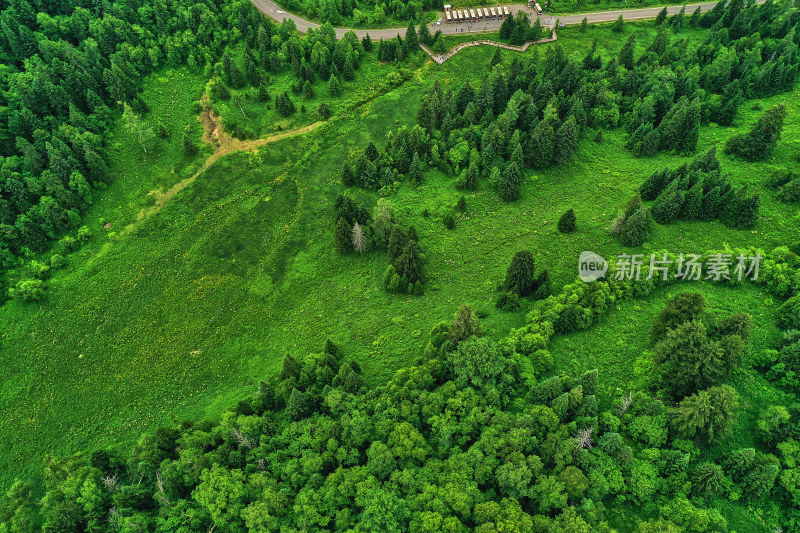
left=449, top=304, right=483, bottom=343
left=672, top=385, right=739, bottom=443
left=725, top=105, right=787, bottom=161
left=612, top=14, right=625, bottom=33
left=558, top=209, right=576, bottom=233
left=341, top=162, right=355, bottom=186
left=352, top=222, right=366, bottom=253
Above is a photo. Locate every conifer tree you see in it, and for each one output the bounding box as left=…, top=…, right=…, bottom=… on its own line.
left=328, top=74, right=342, bottom=96
left=405, top=22, right=419, bottom=52
left=498, top=162, right=522, bottom=202
left=490, top=47, right=503, bottom=67
left=655, top=7, right=668, bottom=25
left=335, top=217, right=352, bottom=253
left=618, top=205, right=651, bottom=247
left=397, top=241, right=424, bottom=284
left=680, top=181, right=704, bottom=221
left=558, top=209, right=577, bottom=233
left=387, top=225, right=408, bottom=264
left=612, top=14, right=625, bottom=33
left=449, top=304, right=483, bottom=343
left=409, top=152, right=423, bottom=185
left=418, top=23, right=432, bottom=46
left=555, top=116, right=579, bottom=162
left=725, top=105, right=787, bottom=161
left=505, top=250, right=537, bottom=296
left=652, top=180, right=685, bottom=224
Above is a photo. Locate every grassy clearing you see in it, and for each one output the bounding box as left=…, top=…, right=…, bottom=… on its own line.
left=0, top=21, right=798, bottom=503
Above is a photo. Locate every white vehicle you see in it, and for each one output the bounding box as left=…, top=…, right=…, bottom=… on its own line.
left=437, top=18, right=443, bottom=25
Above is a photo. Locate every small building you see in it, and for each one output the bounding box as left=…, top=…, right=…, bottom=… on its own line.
left=444, top=4, right=452, bottom=12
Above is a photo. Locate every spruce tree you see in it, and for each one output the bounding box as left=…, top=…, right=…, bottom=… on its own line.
left=409, top=152, right=423, bottom=185
left=458, top=160, right=480, bottom=191
left=725, top=105, right=787, bottom=161
left=700, top=186, right=723, bottom=221
left=405, top=22, right=419, bottom=52
left=555, top=116, right=579, bottom=162
left=362, top=34, right=373, bottom=52
left=580, top=17, right=588, bottom=32
left=449, top=304, right=483, bottom=343
left=387, top=225, right=408, bottom=264
left=505, top=250, right=537, bottom=296
left=498, top=162, right=522, bottom=202
left=341, top=162, right=355, bottom=186
left=418, top=23, right=432, bottom=46
left=640, top=168, right=673, bottom=201
left=655, top=7, right=668, bottom=25
left=328, top=75, right=342, bottom=96
left=558, top=209, right=577, bottom=233
left=680, top=181, right=704, bottom=221
left=397, top=241, right=424, bottom=284
left=612, top=14, right=625, bottom=33
left=618, top=34, right=635, bottom=70
left=499, top=15, right=516, bottom=40
left=652, top=181, right=685, bottom=224
left=303, top=80, right=314, bottom=99
left=490, top=47, right=503, bottom=68
left=673, top=385, right=739, bottom=443
left=618, top=205, right=651, bottom=247
left=335, top=217, right=351, bottom=253
left=343, top=55, right=355, bottom=81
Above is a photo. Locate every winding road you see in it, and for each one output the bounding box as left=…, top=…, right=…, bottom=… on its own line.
left=250, top=0, right=729, bottom=39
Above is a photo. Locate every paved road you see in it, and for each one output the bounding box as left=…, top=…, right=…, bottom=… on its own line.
left=250, top=0, right=730, bottom=39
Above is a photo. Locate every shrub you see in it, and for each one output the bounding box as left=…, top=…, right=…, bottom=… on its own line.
left=10, top=279, right=46, bottom=302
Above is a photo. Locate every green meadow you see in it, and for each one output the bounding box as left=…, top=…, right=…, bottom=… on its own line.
left=1, top=19, right=798, bottom=508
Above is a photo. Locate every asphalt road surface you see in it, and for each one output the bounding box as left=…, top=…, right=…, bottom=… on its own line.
left=249, top=0, right=737, bottom=39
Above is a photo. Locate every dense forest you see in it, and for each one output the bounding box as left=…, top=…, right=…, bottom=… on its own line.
left=0, top=0, right=380, bottom=303
left=2, top=0, right=800, bottom=531
left=2, top=247, right=799, bottom=531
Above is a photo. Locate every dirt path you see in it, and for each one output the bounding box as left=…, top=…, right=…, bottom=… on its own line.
left=119, top=111, right=324, bottom=239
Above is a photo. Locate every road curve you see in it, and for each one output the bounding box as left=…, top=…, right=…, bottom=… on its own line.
left=250, top=0, right=732, bottom=39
